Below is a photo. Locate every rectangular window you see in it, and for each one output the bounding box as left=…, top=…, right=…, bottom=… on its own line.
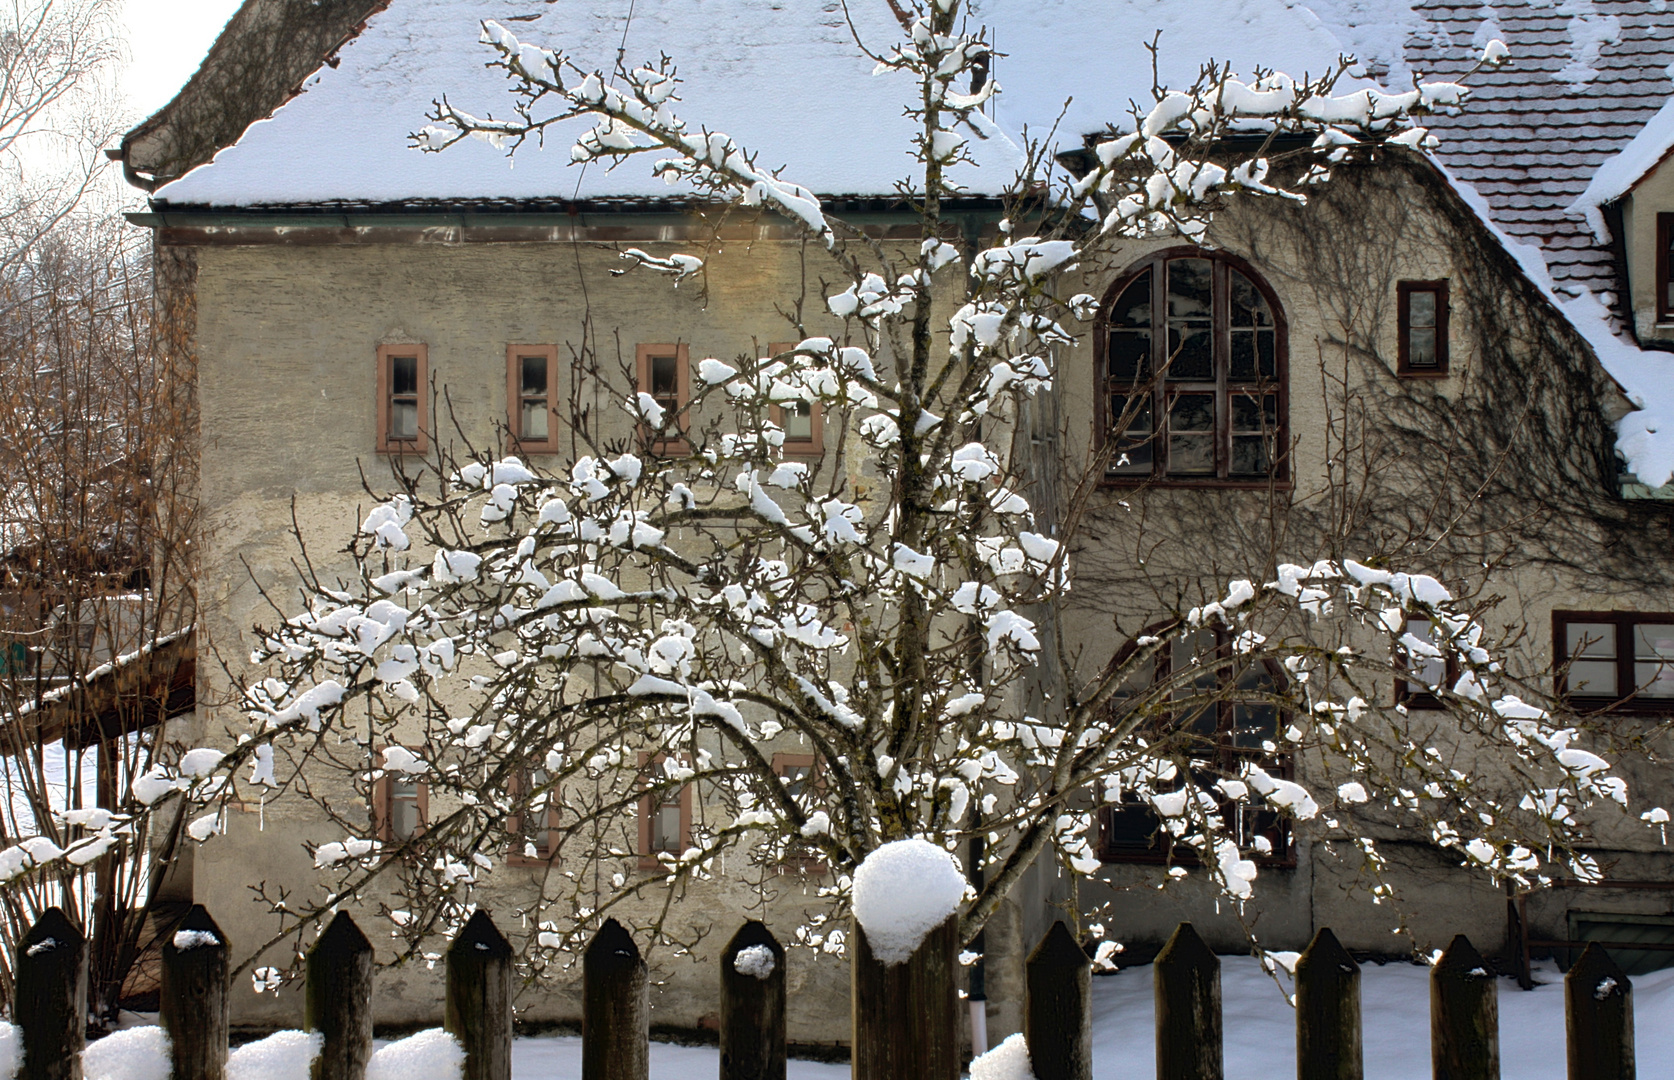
left=1659, top=214, right=1674, bottom=324
left=1555, top=611, right=1674, bottom=710
left=635, top=343, right=690, bottom=451
left=767, top=342, right=823, bottom=454
left=507, top=345, right=560, bottom=453
left=1398, top=617, right=1457, bottom=710
left=1098, top=627, right=1292, bottom=866
left=638, top=754, right=692, bottom=869
left=1397, top=281, right=1450, bottom=376
left=772, top=752, right=828, bottom=874
left=508, top=768, right=562, bottom=864
left=374, top=765, right=428, bottom=844
left=376, top=344, right=428, bottom=453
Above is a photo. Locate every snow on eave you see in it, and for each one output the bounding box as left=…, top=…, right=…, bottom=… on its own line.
left=1567, top=96, right=1674, bottom=245
left=8, top=626, right=195, bottom=720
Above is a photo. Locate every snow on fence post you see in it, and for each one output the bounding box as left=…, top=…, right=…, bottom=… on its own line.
left=445, top=910, right=513, bottom=1080
left=1025, top=920, right=1092, bottom=1080
left=1295, top=928, right=1362, bottom=1080
left=161, top=905, right=230, bottom=1080
left=850, top=914, right=961, bottom=1080
left=1563, top=942, right=1634, bottom=1080
left=15, top=907, right=87, bottom=1080
left=305, top=911, right=374, bottom=1080
left=582, top=918, right=649, bottom=1080
left=1430, top=935, right=1499, bottom=1080
left=719, top=920, right=786, bottom=1080
left=1154, top=923, right=1222, bottom=1080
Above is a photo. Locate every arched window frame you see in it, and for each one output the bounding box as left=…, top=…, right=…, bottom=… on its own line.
left=1095, top=247, right=1290, bottom=486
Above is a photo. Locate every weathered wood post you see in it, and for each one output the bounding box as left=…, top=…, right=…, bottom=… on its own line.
left=160, top=904, right=229, bottom=1080
left=1564, top=942, right=1634, bottom=1080
left=445, top=910, right=513, bottom=1080
left=16, top=907, right=88, bottom=1080
left=1431, top=935, right=1499, bottom=1080
left=1154, top=922, right=1221, bottom=1080
left=719, top=920, right=787, bottom=1080
left=306, top=911, right=374, bottom=1080
left=1295, top=927, right=1362, bottom=1080
left=583, top=917, right=649, bottom=1080
left=851, top=915, right=960, bottom=1080
left=1026, top=920, right=1092, bottom=1080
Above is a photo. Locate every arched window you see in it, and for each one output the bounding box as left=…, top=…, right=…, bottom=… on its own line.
left=1097, top=249, right=1287, bottom=483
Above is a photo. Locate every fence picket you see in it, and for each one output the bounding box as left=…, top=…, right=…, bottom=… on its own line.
left=15, top=907, right=87, bottom=1080
left=1295, top=928, right=1362, bottom=1080
left=851, top=914, right=960, bottom=1080
left=1154, top=922, right=1221, bottom=1080
left=1025, top=920, right=1092, bottom=1080
left=719, top=920, right=786, bottom=1080
left=160, top=904, right=230, bottom=1080
left=583, top=918, right=649, bottom=1080
left=445, top=910, right=513, bottom=1080
left=305, top=911, right=374, bottom=1080
left=1430, top=935, right=1499, bottom=1080
left=1563, top=942, right=1633, bottom=1080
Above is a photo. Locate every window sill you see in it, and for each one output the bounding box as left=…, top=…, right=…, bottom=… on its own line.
left=506, top=853, right=561, bottom=868
left=1563, top=696, right=1674, bottom=716
left=1097, top=850, right=1297, bottom=870
left=1395, top=369, right=1450, bottom=380
left=1099, top=476, right=1294, bottom=492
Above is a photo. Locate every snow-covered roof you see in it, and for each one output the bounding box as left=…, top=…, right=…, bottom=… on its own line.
left=149, top=0, right=1358, bottom=207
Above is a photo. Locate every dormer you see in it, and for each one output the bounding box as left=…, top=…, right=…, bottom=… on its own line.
left=1572, top=102, right=1674, bottom=346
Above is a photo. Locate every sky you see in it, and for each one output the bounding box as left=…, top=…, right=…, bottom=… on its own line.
left=120, top=0, right=243, bottom=124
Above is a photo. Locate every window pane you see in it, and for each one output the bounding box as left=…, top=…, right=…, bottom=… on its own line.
left=1103, top=803, right=1161, bottom=853
left=391, top=356, right=417, bottom=395
left=1108, top=394, right=1153, bottom=474
left=1109, top=330, right=1151, bottom=381
left=1168, top=394, right=1214, bottom=475
left=1408, top=290, right=1437, bottom=328
left=1405, top=619, right=1446, bottom=693
left=784, top=401, right=813, bottom=441
left=1111, top=273, right=1152, bottom=327
left=1408, top=326, right=1438, bottom=368
left=654, top=801, right=682, bottom=852
left=1568, top=660, right=1617, bottom=697
left=522, top=399, right=549, bottom=440
left=781, top=765, right=812, bottom=800
left=1173, top=628, right=1219, bottom=736
left=1167, top=259, right=1213, bottom=381
left=1229, top=270, right=1274, bottom=327
left=651, top=355, right=678, bottom=397
left=1232, top=665, right=1277, bottom=748
left=1634, top=624, right=1674, bottom=697
left=390, top=400, right=417, bottom=440
left=1230, top=394, right=1277, bottom=476
left=1567, top=622, right=1616, bottom=659
left=391, top=782, right=422, bottom=841
left=521, top=356, right=548, bottom=395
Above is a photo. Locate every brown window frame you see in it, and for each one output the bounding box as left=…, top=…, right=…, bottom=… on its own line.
left=1396, top=280, right=1450, bottom=377
left=1553, top=610, right=1674, bottom=714
left=771, top=752, right=829, bottom=874
left=1658, top=214, right=1674, bottom=324
left=766, top=342, right=824, bottom=456
left=506, top=345, right=561, bottom=454
left=1095, top=248, right=1289, bottom=488
left=635, top=343, right=691, bottom=453
left=638, top=753, right=693, bottom=869
left=1396, top=614, right=1459, bottom=711
left=506, top=767, right=563, bottom=866
left=1097, top=625, right=1295, bottom=867
left=372, top=760, right=429, bottom=845
left=376, top=344, right=428, bottom=454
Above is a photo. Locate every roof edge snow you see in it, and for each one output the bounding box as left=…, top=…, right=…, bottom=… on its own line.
left=1567, top=95, right=1674, bottom=245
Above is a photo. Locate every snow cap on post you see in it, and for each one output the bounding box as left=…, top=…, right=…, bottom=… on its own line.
left=852, top=838, right=967, bottom=966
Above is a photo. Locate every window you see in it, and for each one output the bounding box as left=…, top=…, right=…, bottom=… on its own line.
left=1554, top=611, right=1674, bottom=711
left=772, top=752, right=828, bottom=873
left=1658, top=214, right=1674, bottom=324
left=373, top=768, right=428, bottom=844
left=1098, top=250, right=1285, bottom=483
left=638, top=754, right=692, bottom=869
left=1397, top=281, right=1450, bottom=376
left=507, top=345, right=560, bottom=453
left=635, top=343, right=690, bottom=450
left=767, top=342, right=823, bottom=454
left=1098, top=626, right=1293, bottom=865
left=508, top=768, right=562, bottom=864
left=1397, top=616, right=1458, bottom=710
left=376, top=344, right=428, bottom=453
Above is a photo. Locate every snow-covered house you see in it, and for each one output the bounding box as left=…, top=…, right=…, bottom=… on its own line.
left=116, top=0, right=1674, bottom=1038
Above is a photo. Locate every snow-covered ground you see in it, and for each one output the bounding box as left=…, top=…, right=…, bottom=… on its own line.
left=500, top=957, right=1674, bottom=1079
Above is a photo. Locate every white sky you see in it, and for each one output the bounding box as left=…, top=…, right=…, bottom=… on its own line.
left=121, top=0, right=244, bottom=123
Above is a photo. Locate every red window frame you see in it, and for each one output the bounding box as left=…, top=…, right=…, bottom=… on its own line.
left=771, top=752, right=829, bottom=874
left=635, top=343, right=690, bottom=453
left=1396, top=280, right=1450, bottom=377
left=506, top=344, right=561, bottom=453
left=638, top=753, right=693, bottom=869
left=1658, top=214, right=1674, bottom=324
left=1396, top=614, right=1460, bottom=710
left=1553, top=610, right=1674, bottom=714
left=375, top=344, right=428, bottom=454
left=766, top=342, right=824, bottom=456
left=372, top=758, right=428, bottom=845
left=507, top=767, right=563, bottom=866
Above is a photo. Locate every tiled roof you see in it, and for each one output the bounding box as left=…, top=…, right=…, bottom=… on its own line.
left=1403, top=0, right=1674, bottom=300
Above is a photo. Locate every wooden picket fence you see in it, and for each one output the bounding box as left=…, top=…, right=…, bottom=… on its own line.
left=8, top=906, right=1642, bottom=1080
